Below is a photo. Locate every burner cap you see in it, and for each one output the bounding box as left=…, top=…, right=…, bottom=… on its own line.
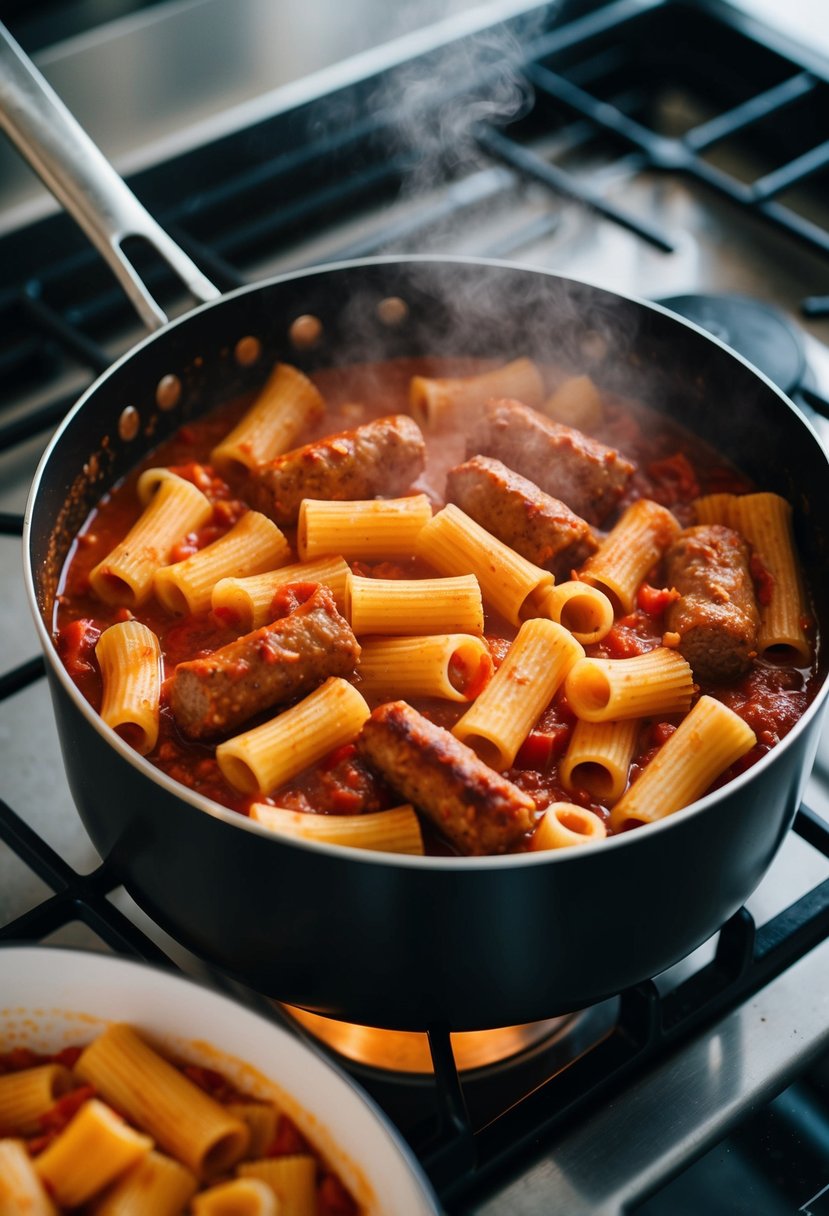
left=655, top=293, right=806, bottom=393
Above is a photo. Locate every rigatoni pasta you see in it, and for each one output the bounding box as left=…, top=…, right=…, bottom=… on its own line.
left=0, top=1022, right=361, bottom=1215
left=154, top=510, right=290, bottom=615
left=453, top=619, right=583, bottom=770
left=212, top=555, right=350, bottom=629
left=609, top=695, right=757, bottom=829
left=537, top=580, right=614, bottom=644
left=346, top=571, right=484, bottom=636
left=415, top=503, right=553, bottom=626
left=356, top=633, right=492, bottom=702
left=211, top=362, right=324, bottom=475
left=409, top=356, right=543, bottom=427
left=95, top=621, right=162, bottom=755
left=89, top=470, right=212, bottom=606
left=251, top=802, right=424, bottom=854
left=217, top=677, right=370, bottom=795
left=579, top=498, right=680, bottom=613
left=298, top=494, right=432, bottom=561
left=565, top=648, right=695, bottom=723
left=532, top=803, right=607, bottom=850
left=559, top=718, right=640, bottom=805
left=75, top=1023, right=249, bottom=1179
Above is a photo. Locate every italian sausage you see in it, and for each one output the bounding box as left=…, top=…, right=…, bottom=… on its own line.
left=445, top=454, right=596, bottom=576
left=468, top=398, right=635, bottom=525
left=356, top=700, right=536, bottom=855
left=250, top=414, right=425, bottom=525
left=170, top=584, right=360, bottom=739
left=665, top=524, right=760, bottom=682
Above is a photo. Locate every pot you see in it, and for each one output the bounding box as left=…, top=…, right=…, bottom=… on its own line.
left=6, top=23, right=829, bottom=1030
left=0, top=944, right=439, bottom=1213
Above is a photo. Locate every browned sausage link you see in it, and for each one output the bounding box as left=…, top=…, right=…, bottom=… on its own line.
left=446, top=454, right=597, bottom=576
left=250, top=414, right=426, bottom=525
left=468, top=398, right=635, bottom=526
left=665, top=525, right=760, bottom=683
left=170, top=585, right=360, bottom=739
left=356, top=701, right=536, bottom=856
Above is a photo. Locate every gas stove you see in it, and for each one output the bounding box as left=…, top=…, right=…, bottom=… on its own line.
left=2, top=2, right=829, bottom=1213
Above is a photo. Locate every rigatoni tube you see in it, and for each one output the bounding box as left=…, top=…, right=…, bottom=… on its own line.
left=88, top=1150, right=197, bottom=1216
left=579, top=498, right=680, bottom=613
left=532, top=803, right=607, bottom=850
left=211, top=361, right=325, bottom=476
left=537, top=580, right=614, bottom=644
left=609, top=695, right=756, bottom=830
left=74, top=1024, right=250, bottom=1179
left=409, top=356, right=543, bottom=427
left=217, top=677, right=370, bottom=795
left=212, top=556, right=350, bottom=630
left=565, top=648, right=694, bottom=723
left=251, top=803, right=424, bottom=854
left=415, top=503, right=553, bottom=626
left=89, top=471, right=211, bottom=606
left=298, top=494, right=432, bottom=561
left=559, top=718, right=640, bottom=805
left=356, top=634, right=492, bottom=703
left=0, top=1064, right=73, bottom=1134
left=34, top=1098, right=152, bottom=1207
left=346, top=571, right=484, bottom=636
left=0, top=1139, right=57, bottom=1216
left=154, top=511, right=290, bottom=615
left=453, top=619, right=583, bottom=770
left=95, top=620, right=163, bottom=755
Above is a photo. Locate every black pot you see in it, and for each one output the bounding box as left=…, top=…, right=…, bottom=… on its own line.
left=25, top=256, right=829, bottom=1030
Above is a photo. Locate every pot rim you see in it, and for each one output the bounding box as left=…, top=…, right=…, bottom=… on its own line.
left=22, top=254, right=829, bottom=871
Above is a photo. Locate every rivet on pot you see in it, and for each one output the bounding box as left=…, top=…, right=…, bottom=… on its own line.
left=377, top=296, right=408, bottom=326
left=289, top=314, right=323, bottom=349
left=118, top=406, right=140, bottom=441
left=156, top=374, right=182, bottom=411
left=235, top=336, right=262, bottom=366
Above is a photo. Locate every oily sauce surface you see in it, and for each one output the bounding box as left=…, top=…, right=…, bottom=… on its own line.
left=54, top=358, right=821, bottom=852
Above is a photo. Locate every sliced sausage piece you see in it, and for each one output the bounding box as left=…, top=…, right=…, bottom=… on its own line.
left=356, top=700, right=536, bottom=855
left=170, top=584, right=360, bottom=739
left=250, top=415, right=425, bottom=525
left=468, top=398, right=635, bottom=525
left=446, top=455, right=597, bottom=576
left=665, top=525, right=760, bottom=683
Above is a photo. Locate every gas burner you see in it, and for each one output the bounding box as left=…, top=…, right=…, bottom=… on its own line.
left=655, top=294, right=807, bottom=396
left=281, top=1004, right=612, bottom=1077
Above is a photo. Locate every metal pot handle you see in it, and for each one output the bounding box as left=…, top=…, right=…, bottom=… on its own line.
left=0, top=21, right=220, bottom=331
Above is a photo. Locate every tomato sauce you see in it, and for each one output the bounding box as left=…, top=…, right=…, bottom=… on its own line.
left=54, top=356, right=821, bottom=851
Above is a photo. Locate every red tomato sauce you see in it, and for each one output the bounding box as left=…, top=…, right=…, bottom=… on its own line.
left=54, top=357, right=821, bottom=852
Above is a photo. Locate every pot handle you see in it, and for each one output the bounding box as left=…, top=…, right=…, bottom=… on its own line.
left=0, top=21, right=221, bottom=331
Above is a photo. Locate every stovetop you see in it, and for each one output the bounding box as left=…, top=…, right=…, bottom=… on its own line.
left=2, top=2, right=829, bottom=1213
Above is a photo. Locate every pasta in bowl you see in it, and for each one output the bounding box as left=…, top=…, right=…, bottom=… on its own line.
left=0, top=946, right=439, bottom=1214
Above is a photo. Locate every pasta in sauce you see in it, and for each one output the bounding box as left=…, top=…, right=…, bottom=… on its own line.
left=0, top=1026, right=359, bottom=1214
left=54, top=356, right=820, bottom=856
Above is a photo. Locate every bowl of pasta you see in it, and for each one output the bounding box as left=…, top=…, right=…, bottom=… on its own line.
left=0, top=945, right=440, bottom=1214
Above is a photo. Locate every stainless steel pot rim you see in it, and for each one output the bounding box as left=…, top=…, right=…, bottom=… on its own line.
left=22, top=255, right=829, bottom=871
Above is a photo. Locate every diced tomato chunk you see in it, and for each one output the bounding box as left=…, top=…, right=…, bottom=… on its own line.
left=57, top=618, right=101, bottom=678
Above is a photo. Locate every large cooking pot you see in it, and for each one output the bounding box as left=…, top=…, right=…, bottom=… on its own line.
left=7, top=24, right=829, bottom=1030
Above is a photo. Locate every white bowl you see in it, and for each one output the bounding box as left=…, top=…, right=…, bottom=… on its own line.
left=0, top=945, right=440, bottom=1215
